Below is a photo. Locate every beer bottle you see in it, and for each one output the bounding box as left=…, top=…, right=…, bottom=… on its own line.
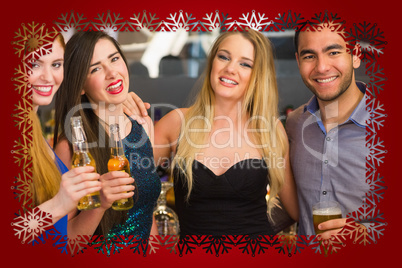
left=108, top=123, right=134, bottom=211
left=70, top=116, right=101, bottom=210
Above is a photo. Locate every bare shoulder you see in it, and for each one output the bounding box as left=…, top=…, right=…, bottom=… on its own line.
left=276, top=118, right=286, bottom=134
left=155, top=108, right=188, bottom=146
left=275, top=118, right=290, bottom=146
left=157, top=108, right=188, bottom=131
left=54, top=138, right=72, bottom=167
left=161, top=108, right=188, bottom=124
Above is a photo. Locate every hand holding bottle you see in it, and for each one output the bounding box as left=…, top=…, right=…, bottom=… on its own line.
left=107, top=123, right=136, bottom=210
left=49, top=166, right=101, bottom=218
left=70, top=116, right=101, bottom=210
left=99, top=171, right=135, bottom=210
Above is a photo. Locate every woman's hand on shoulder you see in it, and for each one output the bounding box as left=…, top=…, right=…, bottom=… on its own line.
left=123, top=91, right=150, bottom=125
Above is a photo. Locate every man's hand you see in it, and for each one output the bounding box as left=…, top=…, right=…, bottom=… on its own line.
left=317, top=218, right=347, bottom=240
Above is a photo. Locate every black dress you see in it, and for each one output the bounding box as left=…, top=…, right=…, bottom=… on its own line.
left=174, top=158, right=275, bottom=236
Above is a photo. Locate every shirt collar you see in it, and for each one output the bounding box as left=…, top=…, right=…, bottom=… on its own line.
left=304, top=81, right=369, bottom=128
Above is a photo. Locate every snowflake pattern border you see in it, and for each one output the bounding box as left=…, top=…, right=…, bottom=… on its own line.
left=11, top=10, right=387, bottom=257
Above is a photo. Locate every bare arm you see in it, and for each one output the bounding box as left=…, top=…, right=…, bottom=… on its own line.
left=267, top=196, right=296, bottom=234
left=277, top=122, right=299, bottom=222
left=123, top=91, right=186, bottom=165
left=67, top=208, right=106, bottom=239
left=150, top=215, right=159, bottom=236
left=153, top=108, right=187, bottom=166
left=278, top=151, right=299, bottom=222
left=38, top=166, right=101, bottom=224
left=54, top=138, right=72, bottom=168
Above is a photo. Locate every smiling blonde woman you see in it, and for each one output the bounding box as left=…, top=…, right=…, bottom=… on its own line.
left=128, top=29, right=299, bottom=236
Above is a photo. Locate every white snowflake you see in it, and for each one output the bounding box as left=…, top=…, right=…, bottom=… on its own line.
left=91, top=10, right=127, bottom=34
left=160, top=10, right=196, bottom=31
left=351, top=196, right=386, bottom=245
left=128, top=11, right=159, bottom=32
left=366, top=95, right=386, bottom=133
left=366, top=134, right=386, bottom=168
left=67, top=235, right=92, bottom=256
left=366, top=63, right=387, bottom=97
left=225, top=10, right=273, bottom=31
left=148, top=235, right=179, bottom=254
left=200, top=11, right=231, bottom=31
left=11, top=207, right=53, bottom=244
left=148, top=235, right=162, bottom=254
left=52, top=11, right=88, bottom=42
left=54, top=11, right=90, bottom=33
left=350, top=22, right=386, bottom=58
left=366, top=172, right=387, bottom=204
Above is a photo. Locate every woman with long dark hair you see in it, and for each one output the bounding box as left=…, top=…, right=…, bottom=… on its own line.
left=54, top=31, right=161, bottom=238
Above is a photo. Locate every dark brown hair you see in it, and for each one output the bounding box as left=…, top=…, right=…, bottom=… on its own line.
left=54, top=30, right=130, bottom=236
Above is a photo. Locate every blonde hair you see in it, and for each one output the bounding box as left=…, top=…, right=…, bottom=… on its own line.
left=29, top=34, right=65, bottom=207
left=172, top=30, right=288, bottom=214
left=29, top=111, right=61, bottom=207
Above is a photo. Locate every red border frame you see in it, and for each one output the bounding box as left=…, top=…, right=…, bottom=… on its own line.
left=2, top=0, right=399, bottom=267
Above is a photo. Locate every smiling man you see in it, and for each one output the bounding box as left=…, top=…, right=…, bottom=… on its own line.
left=286, top=23, right=370, bottom=238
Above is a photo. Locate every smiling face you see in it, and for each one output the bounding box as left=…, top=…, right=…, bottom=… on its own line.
left=82, top=38, right=129, bottom=107
left=296, top=27, right=361, bottom=103
left=30, top=39, right=64, bottom=111
left=210, top=34, right=254, bottom=102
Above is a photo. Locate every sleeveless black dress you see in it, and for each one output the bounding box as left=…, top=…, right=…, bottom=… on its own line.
left=174, top=158, right=275, bottom=236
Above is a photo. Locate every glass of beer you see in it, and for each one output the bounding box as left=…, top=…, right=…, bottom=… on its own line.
left=312, top=201, right=342, bottom=234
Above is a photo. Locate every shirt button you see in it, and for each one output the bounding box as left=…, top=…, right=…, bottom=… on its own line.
left=322, top=191, right=327, bottom=195
left=326, top=137, right=331, bottom=141
left=324, top=160, right=328, bottom=164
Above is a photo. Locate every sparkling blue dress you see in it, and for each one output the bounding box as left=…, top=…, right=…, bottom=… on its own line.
left=108, top=117, right=161, bottom=239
